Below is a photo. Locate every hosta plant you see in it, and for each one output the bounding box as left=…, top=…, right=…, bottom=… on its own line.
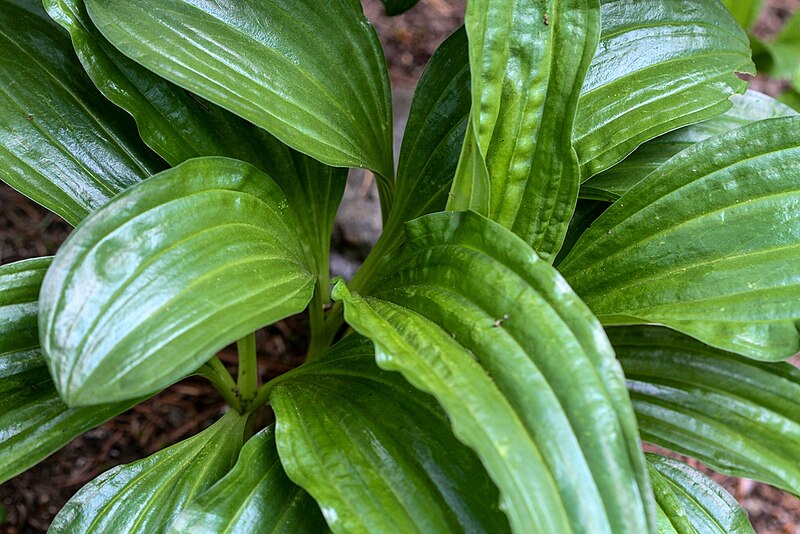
left=2, top=0, right=800, bottom=532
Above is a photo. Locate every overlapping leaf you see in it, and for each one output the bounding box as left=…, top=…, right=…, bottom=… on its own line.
left=647, top=454, right=754, bottom=534
left=0, top=0, right=163, bottom=226
left=612, top=326, right=800, bottom=495
left=39, top=158, right=315, bottom=406
left=49, top=410, right=247, bottom=533
left=560, top=117, right=800, bottom=361
left=271, top=333, right=509, bottom=533
left=334, top=211, right=655, bottom=533
left=169, top=426, right=327, bottom=534
left=574, top=0, right=754, bottom=179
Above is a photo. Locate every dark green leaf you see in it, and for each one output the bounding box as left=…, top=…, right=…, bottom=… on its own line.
left=552, top=199, right=609, bottom=266
left=779, top=87, right=800, bottom=112
left=648, top=454, right=755, bottom=534
left=612, top=325, right=800, bottom=495
left=721, top=0, right=763, bottom=30
left=574, top=0, right=754, bottom=179
left=0, top=0, right=163, bottom=226
left=169, top=425, right=327, bottom=534
left=582, top=91, right=797, bottom=201
left=560, top=117, right=800, bottom=361
left=84, top=0, right=395, bottom=188
left=380, top=0, right=419, bottom=16
left=333, top=211, right=655, bottom=533
left=40, top=158, right=315, bottom=406
left=271, top=333, right=509, bottom=533
left=50, top=410, right=247, bottom=533
left=448, top=0, right=600, bottom=262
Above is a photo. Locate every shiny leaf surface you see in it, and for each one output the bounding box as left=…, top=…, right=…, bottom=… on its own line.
left=271, top=333, right=509, bottom=534
left=84, top=0, right=394, bottom=183
left=560, top=117, right=800, bottom=360
left=574, top=0, right=754, bottom=179
left=612, top=326, right=800, bottom=495
left=0, top=0, right=162, bottom=225
left=40, top=158, right=315, bottom=406
left=334, top=211, right=655, bottom=533
left=169, top=426, right=327, bottom=534
left=448, top=0, right=600, bottom=261
left=50, top=410, right=247, bottom=533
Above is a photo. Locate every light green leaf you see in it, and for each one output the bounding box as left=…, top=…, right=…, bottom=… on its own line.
left=271, top=333, right=509, bottom=534
left=648, top=454, right=755, bottom=534
left=0, top=0, right=163, bottom=226
left=575, top=0, right=754, bottom=179
left=612, top=325, right=800, bottom=495
left=560, top=117, right=800, bottom=361
left=39, top=158, right=315, bottom=406
left=0, top=258, right=138, bottom=484
left=169, top=425, right=327, bottom=534
left=84, top=0, right=394, bottom=195
left=582, top=90, right=797, bottom=201
left=721, top=0, right=763, bottom=30
left=49, top=410, right=247, bottom=533
left=333, top=211, right=655, bottom=533
left=448, top=0, right=601, bottom=262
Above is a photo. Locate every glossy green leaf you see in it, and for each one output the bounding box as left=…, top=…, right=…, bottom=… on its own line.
left=40, top=158, right=315, bottom=406
left=334, top=211, right=655, bottom=533
left=448, top=0, right=600, bottom=261
left=271, top=333, right=509, bottom=533
left=380, top=0, right=419, bottom=16
left=560, top=117, right=800, bottom=361
left=50, top=410, right=247, bottom=533
left=84, top=0, right=394, bottom=190
left=721, top=0, right=762, bottom=30
left=574, top=0, right=754, bottom=179
left=611, top=325, right=800, bottom=495
left=582, top=91, right=797, bottom=201
left=169, top=425, right=326, bottom=534
left=0, top=258, right=138, bottom=483
left=0, top=0, right=163, bottom=226
left=648, top=454, right=754, bottom=534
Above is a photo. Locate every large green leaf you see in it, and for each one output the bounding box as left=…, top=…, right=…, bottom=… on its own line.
left=560, top=117, right=800, bottom=361
left=0, top=0, right=163, bottom=226
left=647, top=454, right=754, bottom=534
left=84, top=0, right=394, bottom=192
left=169, top=425, right=327, bottom=534
left=271, top=333, right=509, bottom=533
left=582, top=91, right=798, bottom=201
left=574, top=0, right=754, bottom=179
left=721, top=0, right=762, bottom=30
left=39, top=158, right=315, bottom=406
left=333, top=211, right=655, bottom=533
left=448, top=0, right=601, bottom=261
left=0, top=258, right=138, bottom=483
left=612, top=325, right=800, bottom=495
left=49, top=410, right=247, bottom=533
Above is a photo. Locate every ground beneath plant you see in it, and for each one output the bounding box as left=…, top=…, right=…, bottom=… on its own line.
left=2, top=0, right=800, bottom=532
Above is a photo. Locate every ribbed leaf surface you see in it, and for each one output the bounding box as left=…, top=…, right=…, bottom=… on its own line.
left=611, top=326, right=800, bottom=495
left=271, top=334, right=509, bottom=534
left=334, top=211, right=655, bottom=533
left=40, top=158, right=315, bottom=406
left=169, top=426, right=327, bottom=534
left=49, top=410, right=247, bottom=533
left=0, top=0, right=162, bottom=225
left=560, top=117, right=800, bottom=361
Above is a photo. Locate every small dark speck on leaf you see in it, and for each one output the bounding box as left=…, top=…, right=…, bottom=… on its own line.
left=26, top=114, right=33, bottom=121
left=543, top=13, right=549, bottom=26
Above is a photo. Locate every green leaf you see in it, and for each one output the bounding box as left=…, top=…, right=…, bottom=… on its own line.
left=84, top=0, right=394, bottom=190
left=779, top=87, right=800, bottom=112
left=648, top=454, right=755, bottom=534
left=721, top=0, right=763, bottom=30
left=611, top=325, right=800, bottom=495
left=560, top=117, right=800, bottom=361
left=333, top=211, right=655, bottom=533
left=582, top=90, right=797, bottom=201
left=0, top=258, right=138, bottom=484
left=552, top=199, right=609, bottom=266
left=759, top=9, right=800, bottom=80
left=448, top=0, right=601, bottom=261
left=169, top=425, right=327, bottom=534
left=271, top=333, right=509, bottom=533
left=380, top=0, right=419, bottom=16
left=39, top=158, right=315, bottom=406
left=50, top=410, right=247, bottom=533
left=0, top=0, right=163, bottom=226
left=574, top=0, right=754, bottom=179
